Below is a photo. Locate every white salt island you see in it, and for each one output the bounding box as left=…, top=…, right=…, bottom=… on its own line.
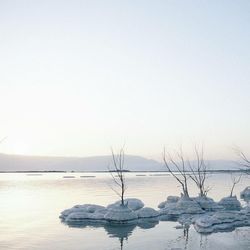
left=60, top=187, right=250, bottom=235
left=60, top=198, right=159, bottom=225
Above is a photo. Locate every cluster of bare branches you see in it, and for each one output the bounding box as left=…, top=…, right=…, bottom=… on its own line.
left=107, top=145, right=248, bottom=202
left=163, top=145, right=250, bottom=198
left=163, top=146, right=210, bottom=198
left=108, top=148, right=126, bottom=206
left=235, top=148, right=250, bottom=175
left=229, top=173, right=242, bottom=197
left=163, top=147, right=190, bottom=197
left=188, top=146, right=210, bottom=197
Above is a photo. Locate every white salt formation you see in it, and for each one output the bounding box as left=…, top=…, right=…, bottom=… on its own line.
left=193, top=197, right=223, bottom=211
left=60, top=187, right=250, bottom=233
left=104, top=205, right=138, bottom=223
left=159, top=196, right=204, bottom=216
left=158, top=196, right=179, bottom=209
left=136, top=207, right=159, bottom=218
left=193, top=188, right=250, bottom=234
left=240, top=186, right=250, bottom=200
left=217, top=196, right=242, bottom=211
left=194, top=210, right=250, bottom=233
left=61, top=205, right=107, bottom=223
left=60, top=198, right=155, bottom=224
left=107, top=198, right=144, bottom=211
left=65, top=210, right=106, bottom=223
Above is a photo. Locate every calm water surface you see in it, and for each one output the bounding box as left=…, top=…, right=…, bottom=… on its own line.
left=0, top=172, right=249, bottom=250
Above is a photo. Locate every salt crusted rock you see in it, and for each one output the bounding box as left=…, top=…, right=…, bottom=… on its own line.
left=136, top=207, right=159, bottom=218
left=107, top=198, right=144, bottom=211
left=194, top=210, right=250, bottom=233
left=60, top=200, right=143, bottom=224
left=240, top=187, right=250, bottom=200
left=104, top=204, right=138, bottom=223
left=158, top=196, right=179, bottom=209
left=193, top=196, right=223, bottom=211
left=65, top=211, right=105, bottom=223
left=60, top=204, right=106, bottom=220
left=159, top=196, right=204, bottom=216
left=175, top=197, right=204, bottom=214
left=218, top=196, right=242, bottom=211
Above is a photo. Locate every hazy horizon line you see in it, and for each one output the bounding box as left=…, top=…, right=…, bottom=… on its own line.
left=0, top=151, right=237, bottom=162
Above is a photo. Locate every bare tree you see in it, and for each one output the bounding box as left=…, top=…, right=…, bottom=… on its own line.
left=108, top=148, right=126, bottom=206
left=188, top=146, right=210, bottom=197
left=235, top=148, right=250, bottom=175
left=163, top=147, right=189, bottom=197
left=229, top=173, right=242, bottom=197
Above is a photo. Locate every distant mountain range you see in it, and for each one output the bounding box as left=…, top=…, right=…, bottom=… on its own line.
left=0, top=153, right=162, bottom=172
left=0, top=153, right=240, bottom=172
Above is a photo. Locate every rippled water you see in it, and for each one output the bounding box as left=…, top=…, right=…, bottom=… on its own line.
left=0, top=172, right=249, bottom=250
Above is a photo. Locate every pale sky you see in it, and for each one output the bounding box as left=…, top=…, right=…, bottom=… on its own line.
left=0, top=0, right=250, bottom=160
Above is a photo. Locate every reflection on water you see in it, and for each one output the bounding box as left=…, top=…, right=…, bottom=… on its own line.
left=62, top=218, right=192, bottom=250
left=0, top=172, right=249, bottom=250
left=63, top=218, right=159, bottom=250
left=62, top=212, right=248, bottom=250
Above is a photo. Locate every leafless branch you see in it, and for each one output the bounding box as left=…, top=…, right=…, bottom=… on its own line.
left=163, top=147, right=189, bottom=197
left=234, top=147, right=250, bottom=175
left=188, top=145, right=210, bottom=197
left=229, top=173, right=242, bottom=197
left=108, top=147, right=126, bottom=206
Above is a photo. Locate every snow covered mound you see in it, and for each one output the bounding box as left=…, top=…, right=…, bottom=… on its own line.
left=158, top=201, right=167, bottom=209
left=194, top=211, right=250, bottom=234
left=241, top=205, right=250, bottom=220
left=193, top=197, right=223, bottom=211
left=158, top=196, right=179, bottom=209
left=158, top=196, right=179, bottom=215
left=107, top=198, right=144, bottom=211
left=218, top=196, right=242, bottom=211
left=241, top=205, right=250, bottom=214
left=240, top=187, right=250, bottom=200
left=175, top=197, right=205, bottom=214
left=65, top=210, right=106, bottom=223
left=60, top=204, right=107, bottom=220
left=60, top=194, right=250, bottom=232
left=136, top=207, right=159, bottom=218
left=60, top=199, right=149, bottom=224
left=159, top=196, right=204, bottom=216
left=104, top=205, right=138, bottom=223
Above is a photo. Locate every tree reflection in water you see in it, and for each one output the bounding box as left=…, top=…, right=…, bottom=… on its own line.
left=61, top=204, right=249, bottom=250
left=63, top=218, right=159, bottom=250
